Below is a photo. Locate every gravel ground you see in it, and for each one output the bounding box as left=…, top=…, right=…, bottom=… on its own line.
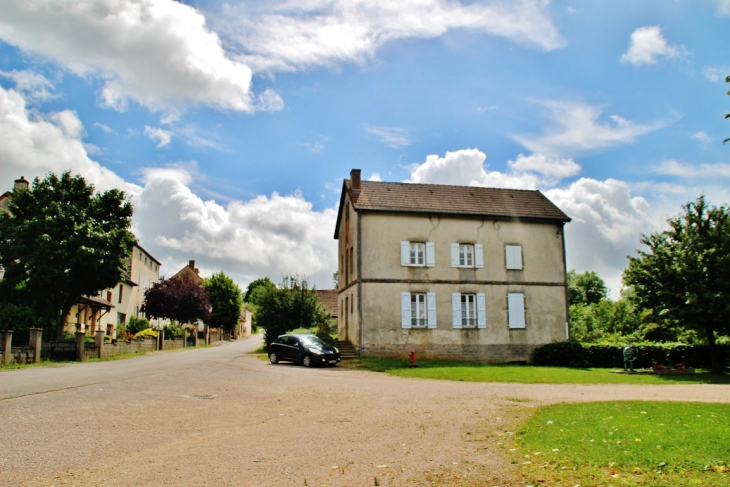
left=1, top=335, right=729, bottom=487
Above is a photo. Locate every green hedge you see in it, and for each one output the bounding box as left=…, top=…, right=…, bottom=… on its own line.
left=532, top=341, right=730, bottom=369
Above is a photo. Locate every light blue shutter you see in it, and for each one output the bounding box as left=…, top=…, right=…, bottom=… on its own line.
left=508, top=293, right=525, bottom=328
left=426, top=242, right=435, bottom=267
left=401, top=292, right=411, bottom=329
left=477, top=293, right=486, bottom=328
left=475, top=244, right=484, bottom=268
left=401, top=241, right=410, bottom=266
left=506, top=245, right=522, bottom=269
left=450, top=243, right=459, bottom=267
left=452, top=293, right=462, bottom=329
left=427, top=292, right=437, bottom=328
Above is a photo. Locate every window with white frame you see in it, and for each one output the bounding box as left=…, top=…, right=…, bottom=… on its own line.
left=450, top=243, right=484, bottom=268
left=505, top=244, right=523, bottom=270
left=508, top=292, right=526, bottom=328
left=401, top=292, right=436, bottom=328
left=451, top=292, right=486, bottom=328
left=401, top=241, right=435, bottom=267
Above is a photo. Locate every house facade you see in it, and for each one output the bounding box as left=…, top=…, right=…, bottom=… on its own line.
left=334, top=169, right=571, bottom=362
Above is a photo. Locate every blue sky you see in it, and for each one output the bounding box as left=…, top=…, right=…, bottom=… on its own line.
left=0, top=0, right=729, bottom=296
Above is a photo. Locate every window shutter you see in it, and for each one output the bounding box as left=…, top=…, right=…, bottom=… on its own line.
left=475, top=244, right=484, bottom=268
left=477, top=293, right=486, bottom=328
left=401, top=292, right=411, bottom=329
left=426, top=242, right=435, bottom=267
left=452, top=293, right=462, bottom=329
left=506, top=245, right=522, bottom=270
left=427, top=292, right=437, bottom=328
left=508, top=293, right=525, bottom=328
left=450, top=243, right=459, bottom=267
left=401, top=241, right=410, bottom=266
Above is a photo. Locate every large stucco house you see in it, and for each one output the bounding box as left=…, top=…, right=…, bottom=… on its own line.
left=334, top=169, right=571, bottom=362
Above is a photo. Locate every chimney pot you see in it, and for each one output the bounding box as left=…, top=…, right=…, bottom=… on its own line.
left=350, top=169, right=361, bottom=191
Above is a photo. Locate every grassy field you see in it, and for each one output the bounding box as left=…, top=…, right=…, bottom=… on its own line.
left=354, top=357, right=730, bottom=384
left=512, top=401, right=730, bottom=485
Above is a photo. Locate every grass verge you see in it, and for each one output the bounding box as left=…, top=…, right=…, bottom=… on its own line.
left=354, top=358, right=730, bottom=384
left=512, top=401, right=730, bottom=485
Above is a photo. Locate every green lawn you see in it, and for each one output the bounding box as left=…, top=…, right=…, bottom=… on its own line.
left=513, top=401, right=730, bottom=485
left=354, top=357, right=730, bottom=384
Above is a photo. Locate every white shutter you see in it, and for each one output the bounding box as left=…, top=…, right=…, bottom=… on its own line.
left=426, top=242, right=435, bottom=267
left=452, top=293, right=462, bottom=329
left=506, top=245, right=522, bottom=270
left=427, top=292, right=437, bottom=328
left=401, top=241, right=410, bottom=266
left=401, top=292, right=411, bottom=329
left=475, top=244, right=484, bottom=268
left=450, top=243, right=459, bottom=267
left=477, top=293, right=486, bottom=328
left=508, top=293, right=525, bottom=328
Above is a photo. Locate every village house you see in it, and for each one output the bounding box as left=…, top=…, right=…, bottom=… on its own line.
left=334, top=169, right=571, bottom=362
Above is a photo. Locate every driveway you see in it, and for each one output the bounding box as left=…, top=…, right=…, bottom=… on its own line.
left=1, top=335, right=728, bottom=486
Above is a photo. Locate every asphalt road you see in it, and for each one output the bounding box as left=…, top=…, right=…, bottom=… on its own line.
left=2, top=335, right=729, bottom=486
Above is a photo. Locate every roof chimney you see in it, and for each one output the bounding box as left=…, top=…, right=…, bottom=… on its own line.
left=189, top=260, right=196, bottom=269
left=14, top=176, right=29, bottom=192
left=350, top=169, right=361, bottom=191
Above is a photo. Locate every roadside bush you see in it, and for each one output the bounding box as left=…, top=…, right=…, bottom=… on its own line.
left=127, top=316, right=151, bottom=335
left=532, top=341, right=730, bottom=369
left=0, top=302, right=47, bottom=343
left=133, top=328, right=158, bottom=339
left=163, top=323, right=183, bottom=339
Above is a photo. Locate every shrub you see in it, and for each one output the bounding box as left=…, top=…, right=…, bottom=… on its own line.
left=133, top=328, right=158, bottom=339
left=163, top=323, right=183, bottom=339
left=127, top=316, right=151, bottom=335
left=0, top=302, right=47, bottom=343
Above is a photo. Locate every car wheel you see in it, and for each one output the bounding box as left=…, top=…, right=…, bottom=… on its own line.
left=269, top=353, right=279, bottom=364
left=302, top=355, right=312, bottom=367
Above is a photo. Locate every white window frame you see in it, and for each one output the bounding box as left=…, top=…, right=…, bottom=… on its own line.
left=401, top=241, right=435, bottom=267
left=508, top=292, right=526, bottom=329
left=402, top=292, right=437, bottom=329
left=452, top=292, right=486, bottom=329
left=505, top=244, right=523, bottom=270
left=411, top=293, right=427, bottom=328
left=451, top=243, right=484, bottom=268
left=461, top=294, right=477, bottom=328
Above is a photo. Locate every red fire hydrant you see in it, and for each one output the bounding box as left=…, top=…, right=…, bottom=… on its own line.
left=409, top=349, right=418, bottom=367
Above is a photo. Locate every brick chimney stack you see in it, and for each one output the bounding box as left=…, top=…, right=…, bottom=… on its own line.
left=14, top=176, right=29, bottom=192
left=350, top=169, right=361, bottom=191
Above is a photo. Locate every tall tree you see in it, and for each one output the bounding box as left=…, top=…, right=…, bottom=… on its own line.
left=567, top=269, right=608, bottom=306
left=143, top=276, right=210, bottom=326
left=623, top=195, right=730, bottom=372
left=204, top=271, right=243, bottom=332
left=244, top=277, right=276, bottom=305
left=0, top=171, right=135, bottom=338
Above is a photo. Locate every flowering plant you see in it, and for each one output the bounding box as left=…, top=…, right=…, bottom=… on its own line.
left=652, top=363, right=664, bottom=370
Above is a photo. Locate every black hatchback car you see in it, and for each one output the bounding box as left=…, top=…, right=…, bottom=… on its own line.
left=268, top=334, right=341, bottom=367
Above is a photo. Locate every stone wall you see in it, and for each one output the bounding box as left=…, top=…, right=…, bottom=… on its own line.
left=363, top=342, right=539, bottom=363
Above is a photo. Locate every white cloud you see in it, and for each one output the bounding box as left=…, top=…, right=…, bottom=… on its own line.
left=513, top=100, right=666, bottom=156
left=654, top=159, right=730, bottom=178
left=0, top=0, right=255, bottom=113
left=144, top=126, right=173, bottom=148
left=305, top=136, right=329, bottom=154
left=254, top=88, right=285, bottom=112
left=0, top=69, right=56, bottom=103
left=405, top=148, right=579, bottom=189
left=713, top=0, right=730, bottom=16
left=368, top=173, right=382, bottom=182
left=621, top=26, right=686, bottom=66
left=216, top=0, right=564, bottom=73
left=703, top=66, right=728, bottom=82
left=364, top=125, right=413, bottom=148
left=691, top=131, right=712, bottom=148
left=0, top=84, right=139, bottom=195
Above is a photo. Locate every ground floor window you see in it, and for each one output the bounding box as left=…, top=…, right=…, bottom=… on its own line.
left=401, top=292, right=436, bottom=329
left=411, top=293, right=427, bottom=327
left=508, top=292, right=526, bottom=328
left=451, top=292, right=486, bottom=329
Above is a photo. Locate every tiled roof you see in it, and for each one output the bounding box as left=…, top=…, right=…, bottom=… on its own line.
left=348, top=180, right=570, bottom=222
left=316, top=289, right=339, bottom=318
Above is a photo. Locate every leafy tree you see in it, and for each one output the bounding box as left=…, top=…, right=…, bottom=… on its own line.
left=204, top=271, right=242, bottom=332
left=0, top=171, right=135, bottom=339
left=254, top=276, right=331, bottom=346
left=332, top=271, right=339, bottom=288
left=143, top=276, right=210, bottom=326
left=623, top=195, right=730, bottom=372
left=244, top=277, right=276, bottom=306
left=568, top=269, right=608, bottom=306
left=0, top=302, right=46, bottom=343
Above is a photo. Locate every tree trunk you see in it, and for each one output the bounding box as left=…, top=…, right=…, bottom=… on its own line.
left=704, top=325, right=723, bottom=374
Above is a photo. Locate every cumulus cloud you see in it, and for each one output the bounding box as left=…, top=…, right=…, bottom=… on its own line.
left=621, top=26, right=687, bottom=66
left=0, top=69, right=56, bottom=103
left=513, top=100, right=666, bottom=156
left=144, top=126, right=173, bottom=148
left=0, top=0, right=255, bottom=113
left=216, top=0, right=564, bottom=73
left=364, top=125, right=413, bottom=148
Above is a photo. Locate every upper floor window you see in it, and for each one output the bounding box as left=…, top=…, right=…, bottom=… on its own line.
left=401, top=241, right=435, bottom=267
left=505, top=245, right=523, bottom=270
left=450, top=243, right=483, bottom=268
left=451, top=292, right=486, bottom=329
